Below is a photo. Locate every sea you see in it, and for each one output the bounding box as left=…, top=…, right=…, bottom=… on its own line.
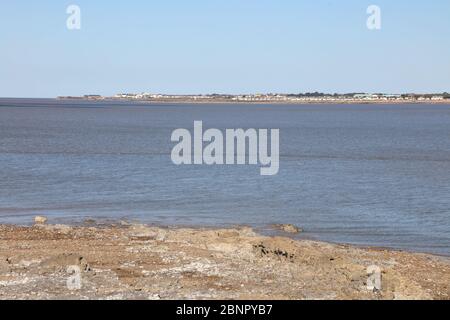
left=0, top=98, right=449, bottom=255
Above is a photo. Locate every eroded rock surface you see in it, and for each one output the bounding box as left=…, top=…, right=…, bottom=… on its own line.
left=0, top=224, right=448, bottom=300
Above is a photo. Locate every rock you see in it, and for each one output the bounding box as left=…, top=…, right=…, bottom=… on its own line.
left=217, top=230, right=240, bottom=238
left=0, top=258, right=11, bottom=273
left=253, top=242, right=296, bottom=261
left=276, top=224, right=302, bottom=234
left=18, top=259, right=41, bottom=268
left=238, top=227, right=257, bottom=237
left=84, top=219, right=96, bottom=225
left=128, top=225, right=167, bottom=241
left=35, top=224, right=73, bottom=234
left=34, top=216, right=48, bottom=225
left=40, top=253, right=90, bottom=273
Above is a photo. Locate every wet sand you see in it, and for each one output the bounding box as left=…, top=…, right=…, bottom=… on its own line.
left=0, top=223, right=449, bottom=300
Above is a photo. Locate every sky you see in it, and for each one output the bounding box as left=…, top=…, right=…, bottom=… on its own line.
left=0, top=0, right=449, bottom=98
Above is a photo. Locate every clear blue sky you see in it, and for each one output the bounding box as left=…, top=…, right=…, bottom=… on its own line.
left=1, top=0, right=449, bottom=97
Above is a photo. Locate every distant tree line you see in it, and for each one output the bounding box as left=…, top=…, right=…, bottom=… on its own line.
left=398, top=93, right=450, bottom=99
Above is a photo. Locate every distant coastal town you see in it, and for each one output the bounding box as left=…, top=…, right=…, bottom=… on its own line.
left=58, top=92, right=450, bottom=104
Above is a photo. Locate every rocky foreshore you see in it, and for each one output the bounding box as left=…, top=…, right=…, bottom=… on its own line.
left=0, top=223, right=448, bottom=300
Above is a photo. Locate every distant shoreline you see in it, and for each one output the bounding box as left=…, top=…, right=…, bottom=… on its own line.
left=1, top=97, right=450, bottom=105
left=87, top=99, right=450, bottom=105
left=56, top=92, right=450, bottom=105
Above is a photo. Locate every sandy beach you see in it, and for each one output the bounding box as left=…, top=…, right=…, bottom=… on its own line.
left=0, top=222, right=448, bottom=300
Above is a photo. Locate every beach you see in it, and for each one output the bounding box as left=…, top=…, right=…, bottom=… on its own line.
left=0, top=222, right=448, bottom=300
